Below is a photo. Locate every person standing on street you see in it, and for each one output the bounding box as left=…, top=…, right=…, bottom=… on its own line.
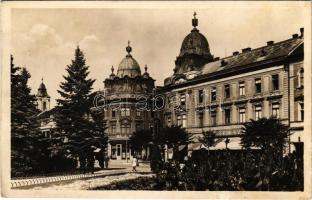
left=132, top=156, right=138, bottom=172
left=104, top=155, right=109, bottom=169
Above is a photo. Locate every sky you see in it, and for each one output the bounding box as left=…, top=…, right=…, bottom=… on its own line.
left=11, top=2, right=307, bottom=108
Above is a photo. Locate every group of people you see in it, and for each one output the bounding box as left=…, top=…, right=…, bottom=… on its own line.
left=154, top=149, right=303, bottom=191
left=80, top=148, right=110, bottom=174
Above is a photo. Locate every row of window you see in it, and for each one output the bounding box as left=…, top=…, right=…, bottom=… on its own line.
left=168, top=74, right=280, bottom=108
left=170, top=69, right=304, bottom=108
left=110, top=123, right=143, bottom=135
left=196, top=74, right=280, bottom=104
left=111, top=109, right=142, bottom=118
left=167, top=102, right=286, bottom=127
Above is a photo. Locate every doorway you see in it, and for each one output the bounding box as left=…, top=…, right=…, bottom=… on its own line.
left=116, top=144, right=122, bottom=160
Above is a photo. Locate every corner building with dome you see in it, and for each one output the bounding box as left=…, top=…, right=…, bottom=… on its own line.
left=103, top=42, right=156, bottom=160
left=163, top=13, right=304, bottom=152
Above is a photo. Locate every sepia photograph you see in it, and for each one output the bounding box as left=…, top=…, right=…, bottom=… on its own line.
left=1, top=1, right=311, bottom=199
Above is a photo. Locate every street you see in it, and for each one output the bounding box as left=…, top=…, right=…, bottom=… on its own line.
left=11, top=161, right=152, bottom=190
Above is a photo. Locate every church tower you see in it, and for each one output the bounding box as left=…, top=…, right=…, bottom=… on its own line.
left=36, top=78, right=50, bottom=112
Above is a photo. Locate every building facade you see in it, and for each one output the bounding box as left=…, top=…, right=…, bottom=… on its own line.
left=163, top=13, right=304, bottom=152
left=103, top=42, right=156, bottom=160
left=36, top=13, right=305, bottom=157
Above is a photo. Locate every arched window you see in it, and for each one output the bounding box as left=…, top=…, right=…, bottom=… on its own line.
left=299, top=68, right=304, bottom=88
left=297, top=68, right=304, bottom=88
left=120, top=124, right=130, bottom=135
left=43, top=101, right=47, bottom=111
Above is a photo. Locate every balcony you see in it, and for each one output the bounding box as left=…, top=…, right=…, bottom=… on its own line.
left=290, top=121, right=304, bottom=131
left=109, top=134, right=130, bottom=140
left=250, top=93, right=264, bottom=102
left=209, top=100, right=219, bottom=108
left=222, top=97, right=233, bottom=106
left=173, top=104, right=187, bottom=113
left=234, top=96, right=248, bottom=105
left=187, top=124, right=243, bottom=137
left=267, top=90, right=283, bottom=100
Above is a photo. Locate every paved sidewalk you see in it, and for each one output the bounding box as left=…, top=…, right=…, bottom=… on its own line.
left=11, top=161, right=151, bottom=189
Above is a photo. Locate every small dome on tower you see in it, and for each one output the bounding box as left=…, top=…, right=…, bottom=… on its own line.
left=179, top=12, right=212, bottom=58
left=117, top=41, right=141, bottom=78
left=37, top=78, right=49, bottom=97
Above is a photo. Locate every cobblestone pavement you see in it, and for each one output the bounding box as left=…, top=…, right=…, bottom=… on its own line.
left=11, top=161, right=152, bottom=189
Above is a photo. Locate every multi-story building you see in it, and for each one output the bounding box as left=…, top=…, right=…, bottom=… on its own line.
left=36, top=13, right=304, bottom=157
left=103, top=42, right=156, bottom=160
left=163, top=13, right=304, bottom=152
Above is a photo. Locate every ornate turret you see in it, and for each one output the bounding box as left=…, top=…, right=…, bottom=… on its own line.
left=109, top=65, right=116, bottom=79
left=117, top=41, right=142, bottom=78
left=174, top=12, right=214, bottom=74
left=142, top=64, right=150, bottom=79
left=103, top=42, right=156, bottom=162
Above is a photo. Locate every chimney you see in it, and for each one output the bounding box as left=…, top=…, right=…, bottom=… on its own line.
left=221, top=60, right=227, bottom=66
left=214, top=57, right=220, bottom=61
left=260, top=49, right=267, bottom=57
left=242, top=47, right=251, bottom=53
left=267, top=41, right=274, bottom=46
left=300, top=27, right=304, bottom=37
left=233, top=51, right=239, bottom=56
left=292, top=34, right=298, bottom=39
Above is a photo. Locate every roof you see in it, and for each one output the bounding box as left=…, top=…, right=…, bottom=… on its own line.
left=179, top=28, right=211, bottom=57
left=165, top=36, right=304, bottom=87
left=37, top=107, right=57, bottom=119
left=37, top=82, right=50, bottom=97
left=117, top=42, right=142, bottom=78
left=117, top=55, right=141, bottom=78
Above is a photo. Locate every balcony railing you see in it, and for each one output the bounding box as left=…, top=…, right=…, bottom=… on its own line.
left=186, top=124, right=243, bottom=137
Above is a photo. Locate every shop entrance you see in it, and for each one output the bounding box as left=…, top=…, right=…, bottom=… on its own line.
left=116, top=144, right=122, bottom=160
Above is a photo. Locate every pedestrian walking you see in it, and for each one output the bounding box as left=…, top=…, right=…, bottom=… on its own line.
left=132, top=156, right=138, bottom=172
left=104, top=156, right=109, bottom=169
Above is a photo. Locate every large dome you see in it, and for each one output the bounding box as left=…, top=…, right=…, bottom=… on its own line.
left=179, top=28, right=211, bottom=57
left=117, top=42, right=141, bottom=78
left=173, top=12, right=214, bottom=75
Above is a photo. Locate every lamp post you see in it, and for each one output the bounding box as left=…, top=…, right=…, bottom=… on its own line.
left=126, top=138, right=128, bottom=163
left=225, top=137, right=230, bottom=149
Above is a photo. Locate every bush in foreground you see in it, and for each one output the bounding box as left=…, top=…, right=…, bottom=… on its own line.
left=91, top=177, right=158, bottom=190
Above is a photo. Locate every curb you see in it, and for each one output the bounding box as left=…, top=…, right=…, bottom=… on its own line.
left=10, top=170, right=130, bottom=189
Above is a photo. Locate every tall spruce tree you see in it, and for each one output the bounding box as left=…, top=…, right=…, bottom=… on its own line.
left=11, top=55, right=42, bottom=176
left=55, top=46, right=98, bottom=167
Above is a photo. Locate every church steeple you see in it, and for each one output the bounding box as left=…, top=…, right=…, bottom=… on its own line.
left=36, top=78, right=50, bottom=112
